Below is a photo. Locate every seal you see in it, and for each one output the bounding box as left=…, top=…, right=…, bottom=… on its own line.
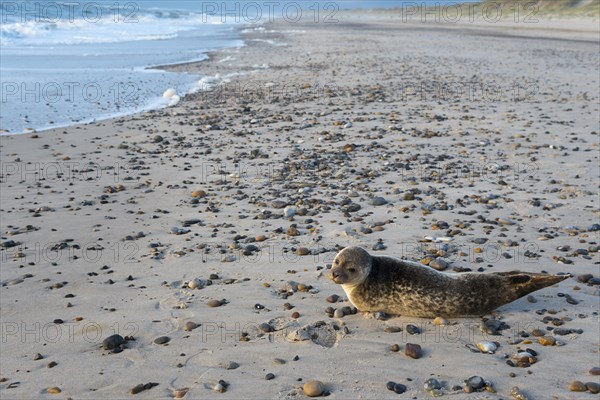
left=328, top=246, right=568, bottom=318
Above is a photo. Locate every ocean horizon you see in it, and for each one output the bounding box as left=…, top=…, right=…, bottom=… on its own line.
left=0, top=0, right=481, bottom=134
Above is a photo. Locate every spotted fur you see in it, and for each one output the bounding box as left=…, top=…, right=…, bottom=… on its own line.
left=328, top=247, right=568, bottom=318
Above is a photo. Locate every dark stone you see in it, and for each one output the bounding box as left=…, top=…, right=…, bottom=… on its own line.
left=102, top=334, right=125, bottom=350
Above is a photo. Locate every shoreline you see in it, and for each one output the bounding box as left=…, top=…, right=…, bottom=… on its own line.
left=1, top=8, right=599, bottom=400
left=2, top=10, right=598, bottom=136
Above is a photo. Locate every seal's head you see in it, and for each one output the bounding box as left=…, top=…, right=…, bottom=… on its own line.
left=329, top=246, right=372, bottom=286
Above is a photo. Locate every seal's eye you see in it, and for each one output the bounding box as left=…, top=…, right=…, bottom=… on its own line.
left=334, top=259, right=339, bottom=265
left=348, top=268, right=356, bottom=273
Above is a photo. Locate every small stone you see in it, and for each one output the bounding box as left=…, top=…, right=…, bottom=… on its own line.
left=589, top=367, right=600, bottom=375
left=433, top=317, right=448, bottom=326
left=154, top=336, right=170, bottom=345
left=265, top=373, right=275, bottom=380
left=384, top=326, right=402, bottom=333
left=291, top=311, right=300, bottom=319
left=526, top=295, right=537, bottom=303
left=569, top=381, right=587, bottom=392
left=531, top=329, right=545, bottom=337
left=191, top=190, right=207, bottom=198
left=224, top=361, right=239, bottom=370
left=273, top=358, right=286, bottom=365
left=510, top=385, right=526, bottom=400
left=326, top=294, right=340, bottom=303
left=586, top=382, right=600, bottom=394
left=47, top=387, right=61, bottom=394
left=183, top=321, right=199, bottom=331
left=393, top=383, right=407, bottom=394
left=102, top=335, right=125, bottom=350
left=172, top=388, right=189, bottom=398
left=188, top=278, right=205, bottom=289
left=577, top=274, right=593, bottom=283
left=374, top=311, right=388, bottom=320
left=429, top=257, right=448, bottom=271
left=295, top=247, right=310, bottom=256
left=258, top=323, right=273, bottom=333
left=390, top=344, right=400, bottom=352
left=466, top=376, right=485, bottom=390
left=370, top=196, right=387, bottom=206
left=423, top=378, right=441, bottom=391
left=538, top=336, right=556, bottom=346
left=33, top=353, right=43, bottom=360
left=406, top=324, right=420, bottom=335
left=303, top=380, right=325, bottom=397
left=333, top=308, right=345, bottom=318
left=386, top=381, right=396, bottom=391
left=47, top=361, right=57, bottom=368
left=283, top=206, right=296, bottom=218
left=405, top=343, right=422, bottom=359
left=207, top=299, right=222, bottom=307
left=131, top=382, right=159, bottom=395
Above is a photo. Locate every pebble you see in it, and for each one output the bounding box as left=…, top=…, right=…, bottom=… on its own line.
left=303, top=380, right=325, bottom=397
left=188, top=278, right=205, bottom=289
left=191, top=190, right=206, bottom=198
left=223, top=361, right=239, bottom=370
left=390, top=344, right=400, bottom=352
left=259, top=323, right=273, bottom=333
left=393, top=383, right=407, bottom=394
left=538, top=336, right=556, bottom=346
left=131, top=382, right=159, bottom=394
left=587, top=382, right=600, bottom=393
left=510, top=386, right=528, bottom=400
left=423, top=378, right=441, bottom=391
left=183, top=321, right=199, bottom=331
left=433, top=317, right=448, bottom=326
left=333, top=308, right=345, bottom=318
left=589, top=367, right=600, bottom=375
left=102, top=334, right=124, bottom=350
left=577, top=274, right=593, bottom=283
left=466, top=376, right=485, bottom=390
left=265, top=373, right=275, bottom=380
left=405, top=343, right=422, bottom=359
left=326, top=294, right=340, bottom=303
left=283, top=206, right=296, bottom=218
left=273, top=358, right=286, bottom=365
left=154, top=336, right=170, bottom=345
left=370, top=196, right=387, bottom=206
left=207, top=299, right=223, bottom=307
left=295, top=247, right=310, bottom=256
left=213, top=380, right=229, bottom=393
left=476, top=341, right=498, bottom=353
left=384, top=326, right=402, bottom=333
left=172, top=388, right=189, bottom=398
left=374, top=311, right=388, bottom=320
left=569, top=381, right=587, bottom=392
left=429, top=257, right=448, bottom=271
left=33, top=353, right=43, bottom=360
left=406, top=324, right=420, bottom=335
left=47, top=387, right=61, bottom=394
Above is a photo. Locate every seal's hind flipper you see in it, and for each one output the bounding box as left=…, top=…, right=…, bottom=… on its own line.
left=495, top=271, right=568, bottom=299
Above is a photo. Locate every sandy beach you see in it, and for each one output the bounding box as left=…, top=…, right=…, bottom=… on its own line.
left=1, top=4, right=599, bottom=400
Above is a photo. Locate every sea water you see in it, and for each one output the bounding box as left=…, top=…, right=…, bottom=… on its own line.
left=0, top=0, right=478, bottom=134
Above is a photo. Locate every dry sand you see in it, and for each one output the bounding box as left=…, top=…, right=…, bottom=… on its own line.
left=1, top=8, right=599, bottom=400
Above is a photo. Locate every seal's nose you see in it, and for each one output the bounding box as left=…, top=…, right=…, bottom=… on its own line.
left=331, top=271, right=340, bottom=280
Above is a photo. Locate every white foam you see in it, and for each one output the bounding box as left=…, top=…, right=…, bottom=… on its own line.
left=163, top=88, right=177, bottom=99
